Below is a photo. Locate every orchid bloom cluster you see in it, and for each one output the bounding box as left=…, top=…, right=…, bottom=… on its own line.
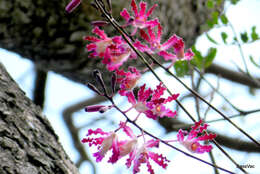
left=65, top=0, right=216, bottom=173
left=81, top=122, right=169, bottom=174
left=175, top=120, right=217, bottom=153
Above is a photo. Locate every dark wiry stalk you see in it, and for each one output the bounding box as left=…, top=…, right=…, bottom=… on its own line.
left=105, top=95, right=235, bottom=174
left=193, top=67, right=245, bottom=113
left=92, top=1, right=251, bottom=173
left=207, top=108, right=260, bottom=124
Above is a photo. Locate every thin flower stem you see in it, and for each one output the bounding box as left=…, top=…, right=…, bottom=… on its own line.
left=206, top=108, right=260, bottom=124
left=228, top=21, right=260, bottom=87
left=92, top=1, right=252, bottom=173
left=229, top=22, right=249, bottom=75
left=211, top=139, right=248, bottom=173
left=193, top=67, right=244, bottom=113
left=203, top=74, right=219, bottom=120
left=208, top=151, right=220, bottom=174
left=108, top=97, right=235, bottom=174
left=148, top=54, right=260, bottom=147
left=191, top=67, right=201, bottom=120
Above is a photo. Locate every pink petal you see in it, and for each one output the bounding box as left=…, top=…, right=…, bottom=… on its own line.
left=84, top=36, right=100, bottom=42
left=140, top=29, right=150, bottom=42
left=131, top=0, right=138, bottom=17
left=146, top=160, right=155, bottom=174
left=120, top=8, right=131, bottom=21
left=86, top=43, right=97, bottom=51
left=152, top=82, right=166, bottom=100
left=138, top=84, right=153, bottom=102
left=93, top=27, right=108, bottom=40
left=177, top=129, right=185, bottom=142
left=148, top=152, right=170, bottom=169
left=147, top=27, right=156, bottom=42
left=161, top=34, right=178, bottom=50
left=133, top=40, right=152, bottom=53
left=165, top=93, right=179, bottom=103
left=139, top=1, right=147, bottom=17
left=196, top=144, right=213, bottom=153
left=146, top=3, right=158, bottom=18
left=145, top=110, right=157, bottom=120
left=119, top=122, right=136, bottom=138
left=158, top=51, right=177, bottom=61
left=145, top=18, right=159, bottom=28
left=196, top=133, right=217, bottom=141
left=87, top=128, right=108, bottom=136
left=126, top=91, right=137, bottom=105
left=112, top=36, right=122, bottom=44
left=184, top=48, right=194, bottom=60
left=108, top=140, right=120, bottom=163
left=93, top=152, right=104, bottom=162
left=164, top=110, right=177, bottom=118
left=156, top=23, right=162, bottom=41
left=145, top=139, right=160, bottom=148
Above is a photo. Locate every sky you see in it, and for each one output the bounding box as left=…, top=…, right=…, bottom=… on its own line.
left=0, top=0, right=260, bottom=174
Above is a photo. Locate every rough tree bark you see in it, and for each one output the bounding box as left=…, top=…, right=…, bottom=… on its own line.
left=0, top=0, right=222, bottom=84
left=0, top=63, right=79, bottom=174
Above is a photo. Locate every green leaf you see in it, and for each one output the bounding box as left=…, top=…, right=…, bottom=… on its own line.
left=206, top=33, right=218, bottom=44
left=191, top=46, right=204, bottom=69
left=207, top=11, right=219, bottom=28
left=212, top=11, right=219, bottom=25
left=230, top=0, right=240, bottom=4
left=207, top=20, right=214, bottom=28
left=220, top=14, right=228, bottom=25
left=251, top=26, right=259, bottom=41
left=207, top=0, right=214, bottom=8
left=240, top=32, right=248, bottom=43
left=221, top=32, right=228, bottom=44
left=205, top=48, right=217, bottom=68
left=174, top=60, right=189, bottom=77
left=249, top=55, right=260, bottom=68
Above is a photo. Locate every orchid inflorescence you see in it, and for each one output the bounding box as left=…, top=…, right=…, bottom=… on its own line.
left=65, top=0, right=216, bottom=173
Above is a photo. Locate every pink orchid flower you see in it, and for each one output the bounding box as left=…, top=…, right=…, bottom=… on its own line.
left=103, top=43, right=136, bottom=71
left=125, top=84, right=153, bottom=115
left=116, top=66, right=142, bottom=96
left=125, top=83, right=179, bottom=120
left=145, top=82, right=179, bottom=119
left=85, top=27, right=136, bottom=71
left=85, top=27, right=121, bottom=58
left=134, top=24, right=178, bottom=60
left=120, top=0, right=159, bottom=35
left=177, top=120, right=216, bottom=153
left=81, top=128, right=119, bottom=162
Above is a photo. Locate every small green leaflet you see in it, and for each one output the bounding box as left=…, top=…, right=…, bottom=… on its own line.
left=191, top=46, right=217, bottom=70
left=249, top=55, right=260, bottom=68
left=251, top=26, right=259, bottom=41
left=206, top=33, right=218, bottom=45
left=221, top=32, right=228, bottom=44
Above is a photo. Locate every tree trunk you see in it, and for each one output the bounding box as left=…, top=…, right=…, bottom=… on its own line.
left=0, top=0, right=220, bottom=84
left=0, top=62, right=79, bottom=174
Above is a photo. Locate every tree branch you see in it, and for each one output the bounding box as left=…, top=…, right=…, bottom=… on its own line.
left=159, top=118, right=260, bottom=153
left=206, top=63, right=260, bottom=88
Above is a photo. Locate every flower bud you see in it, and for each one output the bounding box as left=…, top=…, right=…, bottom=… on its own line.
left=85, top=105, right=113, bottom=113
left=65, top=0, right=81, bottom=13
